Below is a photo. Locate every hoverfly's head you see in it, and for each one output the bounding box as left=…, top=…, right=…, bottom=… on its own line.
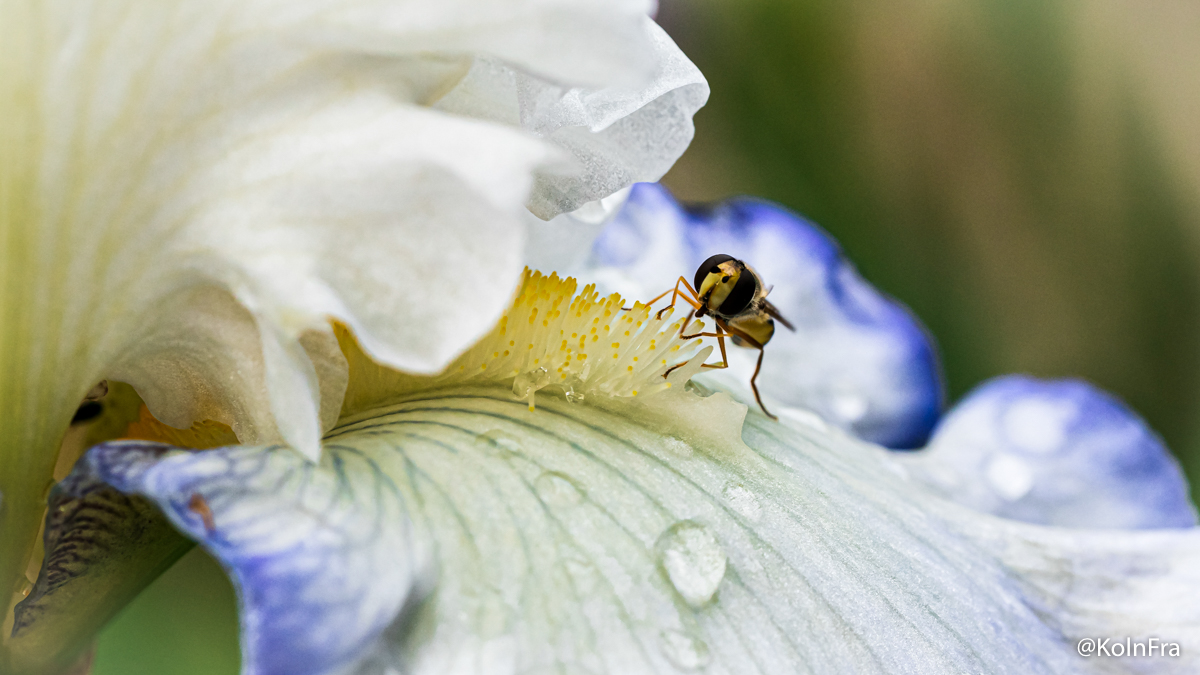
left=694, top=254, right=756, bottom=317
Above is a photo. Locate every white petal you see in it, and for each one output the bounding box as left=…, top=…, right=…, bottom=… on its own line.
left=72, top=387, right=1200, bottom=674
left=3, top=0, right=690, bottom=461
left=436, top=19, right=710, bottom=219
left=0, top=0, right=705, bottom=630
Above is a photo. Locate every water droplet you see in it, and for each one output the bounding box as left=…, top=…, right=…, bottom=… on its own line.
left=662, top=436, right=693, bottom=458
left=564, top=557, right=600, bottom=593
left=562, top=375, right=586, bottom=404
left=659, top=629, right=711, bottom=670
left=1003, top=398, right=1074, bottom=454
left=513, top=367, right=551, bottom=398
left=656, top=521, right=726, bottom=608
left=722, top=483, right=761, bottom=521
left=535, top=472, right=584, bottom=507
left=476, top=429, right=522, bottom=458
left=986, top=454, right=1034, bottom=501
left=831, top=393, right=868, bottom=422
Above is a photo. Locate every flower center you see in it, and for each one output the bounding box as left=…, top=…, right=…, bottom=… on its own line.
left=417, top=269, right=712, bottom=409
left=339, top=268, right=715, bottom=418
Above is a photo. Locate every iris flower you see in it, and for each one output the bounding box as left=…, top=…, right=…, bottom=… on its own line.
left=3, top=3, right=1198, bottom=675
left=0, top=0, right=705, bottom=671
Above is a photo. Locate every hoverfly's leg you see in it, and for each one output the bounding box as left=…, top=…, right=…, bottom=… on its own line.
left=706, top=321, right=776, bottom=420
left=653, top=276, right=703, bottom=320
left=749, top=347, right=777, bottom=420
left=621, top=276, right=701, bottom=313
left=663, top=323, right=730, bottom=379
left=701, top=323, right=730, bottom=370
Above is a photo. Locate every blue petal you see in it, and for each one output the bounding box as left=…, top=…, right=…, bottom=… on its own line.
left=586, top=183, right=943, bottom=447
left=903, top=375, right=1197, bottom=529
left=80, top=441, right=422, bottom=675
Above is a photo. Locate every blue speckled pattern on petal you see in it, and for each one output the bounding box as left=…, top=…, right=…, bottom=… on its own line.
left=584, top=183, right=943, bottom=448
left=900, top=375, right=1197, bottom=529
left=81, top=441, right=423, bottom=675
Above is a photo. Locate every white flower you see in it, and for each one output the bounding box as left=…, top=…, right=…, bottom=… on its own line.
left=19, top=265, right=1200, bottom=675
left=0, top=0, right=707, bottom=655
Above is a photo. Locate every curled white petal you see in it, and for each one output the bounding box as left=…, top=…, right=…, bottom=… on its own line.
left=436, top=18, right=710, bottom=219
left=1, top=0, right=704, bottom=467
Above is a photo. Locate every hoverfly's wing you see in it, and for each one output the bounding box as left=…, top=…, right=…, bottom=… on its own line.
left=762, top=299, right=795, bottom=332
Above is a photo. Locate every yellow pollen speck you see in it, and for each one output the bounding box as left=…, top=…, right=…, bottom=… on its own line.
left=662, top=359, right=667, bottom=365
left=528, top=343, right=534, bottom=350
left=534, top=358, right=540, bottom=364
left=593, top=317, right=599, bottom=324
left=666, top=383, right=672, bottom=388
left=504, top=350, right=510, bottom=357
left=592, top=335, right=598, bottom=342
left=613, top=354, right=619, bottom=359
left=633, top=357, right=639, bottom=362
left=632, top=390, right=639, bottom=396
left=493, top=352, right=499, bottom=358
left=624, top=331, right=630, bottom=336
left=590, top=327, right=596, bottom=334
left=627, top=366, right=634, bottom=372
left=572, top=333, right=577, bottom=338
left=611, top=342, right=620, bottom=348
left=481, top=363, right=487, bottom=370
left=529, top=405, right=535, bottom=411
left=509, top=340, right=515, bottom=347
left=604, top=325, right=609, bottom=330
left=604, top=310, right=611, bottom=317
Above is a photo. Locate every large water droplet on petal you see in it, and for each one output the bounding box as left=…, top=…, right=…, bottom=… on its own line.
left=722, top=482, right=761, bottom=522
left=659, top=629, right=711, bottom=670
left=535, top=471, right=584, bottom=508
left=656, top=521, right=726, bottom=607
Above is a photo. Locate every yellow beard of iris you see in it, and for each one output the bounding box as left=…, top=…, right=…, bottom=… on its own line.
left=338, top=269, right=715, bottom=417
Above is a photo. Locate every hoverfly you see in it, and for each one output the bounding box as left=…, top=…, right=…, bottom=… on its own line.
left=648, top=254, right=794, bottom=419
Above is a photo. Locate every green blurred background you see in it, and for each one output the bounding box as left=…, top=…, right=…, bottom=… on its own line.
left=93, top=0, right=1200, bottom=671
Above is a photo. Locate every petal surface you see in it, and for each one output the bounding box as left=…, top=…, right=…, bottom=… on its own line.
left=898, top=375, right=1197, bottom=529
left=79, top=440, right=424, bottom=675
left=582, top=183, right=943, bottom=448
left=436, top=20, right=710, bottom=219
left=0, top=0, right=698, bottom=471
left=62, top=384, right=1200, bottom=675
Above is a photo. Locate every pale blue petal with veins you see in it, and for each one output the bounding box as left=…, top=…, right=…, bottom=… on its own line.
left=898, top=375, right=1197, bottom=529
left=75, top=441, right=423, bottom=675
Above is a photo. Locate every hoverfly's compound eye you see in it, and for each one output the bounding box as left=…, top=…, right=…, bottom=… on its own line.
left=717, top=268, right=757, bottom=315
left=695, top=254, right=735, bottom=293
